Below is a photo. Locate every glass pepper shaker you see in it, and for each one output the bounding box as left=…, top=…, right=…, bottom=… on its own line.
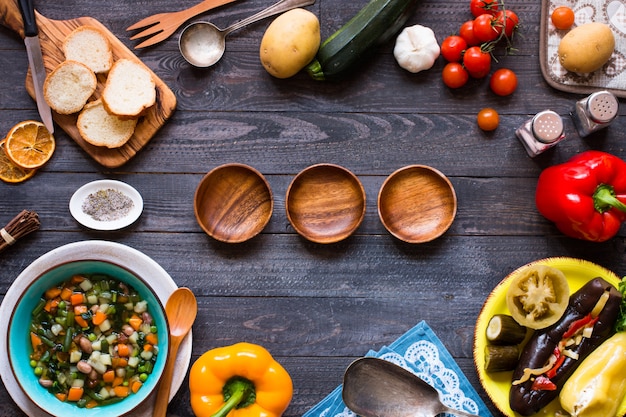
left=571, top=90, right=618, bottom=137
left=516, top=110, right=565, bottom=157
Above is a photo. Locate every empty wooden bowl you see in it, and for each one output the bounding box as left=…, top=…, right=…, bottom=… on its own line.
left=194, top=163, right=273, bottom=243
left=286, top=164, right=366, bottom=244
left=378, top=165, right=457, bottom=243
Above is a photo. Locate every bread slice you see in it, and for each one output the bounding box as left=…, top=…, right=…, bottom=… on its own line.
left=102, top=59, right=156, bottom=118
left=63, top=26, right=113, bottom=74
left=77, top=99, right=138, bottom=148
left=43, top=60, right=97, bottom=115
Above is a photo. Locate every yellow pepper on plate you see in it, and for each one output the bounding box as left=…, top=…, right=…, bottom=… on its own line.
left=189, top=342, right=293, bottom=417
left=559, top=332, right=626, bottom=416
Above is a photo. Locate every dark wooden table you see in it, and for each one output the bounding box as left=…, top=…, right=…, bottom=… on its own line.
left=1, top=0, right=625, bottom=415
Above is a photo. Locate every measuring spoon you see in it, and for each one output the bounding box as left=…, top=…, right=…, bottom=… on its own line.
left=342, top=357, right=483, bottom=417
left=179, top=0, right=315, bottom=67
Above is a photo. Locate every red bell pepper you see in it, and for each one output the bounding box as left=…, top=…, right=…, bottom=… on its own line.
left=535, top=150, right=626, bottom=242
left=562, top=314, right=598, bottom=339
left=531, top=376, right=557, bottom=391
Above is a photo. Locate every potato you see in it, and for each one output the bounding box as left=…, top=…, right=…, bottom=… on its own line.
left=260, top=8, right=320, bottom=79
left=558, top=22, right=615, bottom=73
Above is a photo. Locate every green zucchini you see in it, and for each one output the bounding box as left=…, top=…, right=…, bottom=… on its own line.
left=484, top=344, right=520, bottom=373
left=485, top=314, right=527, bottom=345
left=306, top=0, right=418, bottom=81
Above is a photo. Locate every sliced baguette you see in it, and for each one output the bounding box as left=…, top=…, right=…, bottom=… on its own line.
left=43, top=60, right=97, bottom=115
left=63, top=26, right=113, bottom=74
left=102, top=59, right=156, bottom=118
left=77, top=99, right=138, bottom=148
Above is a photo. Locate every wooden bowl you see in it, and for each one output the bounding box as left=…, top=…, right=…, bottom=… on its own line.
left=194, top=163, right=273, bottom=243
left=378, top=165, right=457, bottom=243
left=286, top=164, right=366, bottom=244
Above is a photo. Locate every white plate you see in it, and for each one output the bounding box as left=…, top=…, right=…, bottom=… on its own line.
left=0, top=240, right=193, bottom=417
left=70, top=180, right=143, bottom=230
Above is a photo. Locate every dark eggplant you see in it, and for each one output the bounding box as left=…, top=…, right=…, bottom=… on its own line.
left=509, top=277, right=622, bottom=416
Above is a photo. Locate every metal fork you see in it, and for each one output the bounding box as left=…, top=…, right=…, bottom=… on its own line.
left=127, top=0, right=239, bottom=49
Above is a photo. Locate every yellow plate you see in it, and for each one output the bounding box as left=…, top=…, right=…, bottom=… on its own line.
left=473, top=257, right=623, bottom=417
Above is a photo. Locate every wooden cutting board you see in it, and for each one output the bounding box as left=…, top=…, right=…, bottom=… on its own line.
left=0, top=0, right=177, bottom=168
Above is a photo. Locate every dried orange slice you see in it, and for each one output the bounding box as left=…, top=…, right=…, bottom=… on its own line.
left=0, top=139, right=36, bottom=183
left=4, top=120, right=55, bottom=169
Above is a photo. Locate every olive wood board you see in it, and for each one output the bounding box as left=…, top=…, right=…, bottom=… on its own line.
left=0, top=0, right=177, bottom=168
left=540, top=0, right=626, bottom=98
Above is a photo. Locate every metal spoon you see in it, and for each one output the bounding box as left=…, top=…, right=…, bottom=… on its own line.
left=152, top=288, right=198, bottom=417
left=179, top=0, right=315, bottom=67
left=342, top=357, right=483, bottom=417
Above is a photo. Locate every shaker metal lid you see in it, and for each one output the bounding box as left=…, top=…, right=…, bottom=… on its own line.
left=587, top=91, right=618, bottom=124
left=532, top=110, right=564, bottom=143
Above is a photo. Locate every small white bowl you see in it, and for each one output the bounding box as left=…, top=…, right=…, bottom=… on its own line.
left=70, top=180, right=143, bottom=230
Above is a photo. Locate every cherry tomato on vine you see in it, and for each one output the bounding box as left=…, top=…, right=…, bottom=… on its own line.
left=442, top=62, right=469, bottom=88
left=463, top=46, right=492, bottom=78
left=551, top=6, right=575, bottom=30
left=490, top=68, right=518, bottom=96
left=470, top=0, right=499, bottom=17
left=459, top=20, right=481, bottom=46
left=473, top=14, right=499, bottom=43
left=477, top=108, right=499, bottom=131
left=441, top=35, right=468, bottom=62
left=495, top=10, right=520, bottom=38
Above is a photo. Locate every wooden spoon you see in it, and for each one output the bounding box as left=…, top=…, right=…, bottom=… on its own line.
left=153, top=287, right=197, bottom=417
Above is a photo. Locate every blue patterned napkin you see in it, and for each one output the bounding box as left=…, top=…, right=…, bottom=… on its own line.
left=303, top=321, right=493, bottom=417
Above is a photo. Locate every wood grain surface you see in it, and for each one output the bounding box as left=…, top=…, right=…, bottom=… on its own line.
left=0, top=0, right=176, bottom=168
left=0, top=0, right=625, bottom=416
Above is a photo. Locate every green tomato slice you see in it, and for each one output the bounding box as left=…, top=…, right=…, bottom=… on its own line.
left=506, top=265, right=570, bottom=329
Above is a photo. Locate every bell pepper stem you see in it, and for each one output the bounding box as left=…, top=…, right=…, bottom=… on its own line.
left=594, top=184, right=626, bottom=214
left=210, top=378, right=255, bottom=417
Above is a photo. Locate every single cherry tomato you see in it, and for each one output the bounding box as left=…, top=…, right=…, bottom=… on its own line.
left=473, top=14, right=499, bottom=43
left=442, top=62, right=469, bottom=88
left=470, top=0, right=499, bottom=17
left=459, top=20, right=481, bottom=46
left=477, top=108, right=499, bottom=131
left=441, top=35, right=468, bottom=62
left=463, top=46, right=492, bottom=78
left=495, top=10, right=520, bottom=38
left=490, top=68, right=518, bottom=96
left=551, top=6, right=575, bottom=30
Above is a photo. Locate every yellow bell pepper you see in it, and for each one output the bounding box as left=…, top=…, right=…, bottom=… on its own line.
left=189, top=342, right=293, bottom=417
left=559, top=332, right=626, bottom=417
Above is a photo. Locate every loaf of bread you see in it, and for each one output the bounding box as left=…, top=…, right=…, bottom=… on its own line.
left=63, top=26, right=113, bottom=74
left=102, top=59, right=156, bottom=118
left=43, top=60, right=97, bottom=114
left=77, top=99, right=138, bottom=148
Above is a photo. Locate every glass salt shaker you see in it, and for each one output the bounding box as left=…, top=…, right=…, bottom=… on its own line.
left=516, top=110, right=565, bottom=157
left=571, top=90, right=619, bottom=137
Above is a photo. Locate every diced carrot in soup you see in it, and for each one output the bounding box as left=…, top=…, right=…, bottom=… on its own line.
left=67, top=387, right=84, bottom=402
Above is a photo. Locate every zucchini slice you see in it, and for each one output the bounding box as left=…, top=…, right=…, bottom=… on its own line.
left=486, top=314, right=527, bottom=345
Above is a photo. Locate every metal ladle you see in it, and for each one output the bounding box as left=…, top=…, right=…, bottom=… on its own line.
left=342, top=357, right=483, bottom=417
left=179, top=0, right=315, bottom=67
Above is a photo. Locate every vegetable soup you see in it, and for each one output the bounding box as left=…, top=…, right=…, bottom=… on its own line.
left=29, top=273, right=160, bottom=408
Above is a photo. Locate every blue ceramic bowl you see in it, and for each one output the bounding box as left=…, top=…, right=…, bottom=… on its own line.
left=7, top=260, right=169, bottom=417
